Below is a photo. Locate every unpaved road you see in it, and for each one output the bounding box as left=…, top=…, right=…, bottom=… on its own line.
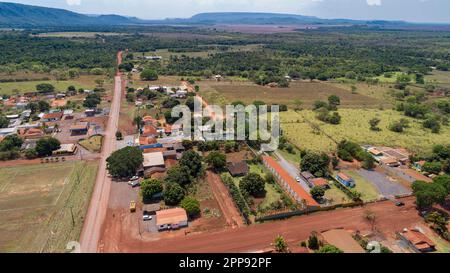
left=206, top=171, right=244, bottom=228
left=104, top=196, right=424, bottom=253
left=79, top=52, right=123, bottom=253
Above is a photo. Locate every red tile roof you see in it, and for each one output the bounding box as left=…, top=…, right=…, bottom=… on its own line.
left=262, top=156, right=319, bottom=207
left=142, top=125, right=158, bottom=137
left=42, top=112, right=63, bottom=120
left=311, top=178, right=329, bottom=187
left=401, top=229, right=435, bottom=252
left=337, top=172, right=352, bottom=181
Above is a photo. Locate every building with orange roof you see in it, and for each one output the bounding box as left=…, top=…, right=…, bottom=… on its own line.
left=141, top=125, right=158, bottom=137
left=156, top=208, right=188, bottom=231
left=19, top=128, right=45, bottom=139
left=42, top=112, right=63, bottom=122
left=310, top=178, right=330, bottom=189
left=139, top=136, right=157, bottom=146
left=398, top=228, right=436, bottom=253
left=51, top=99, right=67, bottom=108
left=335, top=172, right=355, bottom=188
left=262, top=156, right=319, bottom=208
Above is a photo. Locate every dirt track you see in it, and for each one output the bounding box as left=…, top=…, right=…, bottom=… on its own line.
left=101, top=196, right=423, bottom=253
left=206, top=171, right=244, bottom=228
left=79, top=52, right=123, bottom=253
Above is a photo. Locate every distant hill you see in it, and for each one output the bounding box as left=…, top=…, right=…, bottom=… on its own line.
left=0, top=2, right=140, bottom=27
left=0, top=2, right=411, bottom=28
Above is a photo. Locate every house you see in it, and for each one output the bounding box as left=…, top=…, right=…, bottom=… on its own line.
left=53, top=144, right=78, bottom=155
left=0, top=127, right=17, bottom=137
left=19, top=128, right=45, bottom=139
left=368, top=147, right=383, bottom=156
left=335, top=172, right=355, bottom=188
left=310, top=178, right=330, bottom=189
left=145, top=55, right=162, bottom=61
left=262, top=156, right=319, bottom=208
left=300, top=171, right=315, bottom=182
left=156, top=208, right=188, bottom=231
left=42, top=112, right=63, bottom=122
left=141, top=125, right=158, bottom=137
left=143, top=152, right=165, bottom=170
left=227, top=161, right=249, bottom=177
left=398, top=228, right=436, bottom=253
left=214, top=75, right=222, bottom=81
left=85, top=109, right=95, bottom=117
left=413, top=161, right=426, bottom=172
left=380, top=157, right=400, bottom=167
left=70, top=122, right=90, bottom=136
left=321, top=229, right=365, bottom=253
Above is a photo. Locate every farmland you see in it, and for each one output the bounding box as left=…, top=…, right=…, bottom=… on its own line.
left=0, top=161, right=98, bottom=252
left=198, top=80, right=383, bottom=108
left=281, top=109, right=450, bottom=154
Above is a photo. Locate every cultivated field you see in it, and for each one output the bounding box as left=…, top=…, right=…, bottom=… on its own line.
left=0, top=161, right=98, bottom=252
left=198, top=80, right=383, bottom=108
left=281, top=109, right=450, bottom=154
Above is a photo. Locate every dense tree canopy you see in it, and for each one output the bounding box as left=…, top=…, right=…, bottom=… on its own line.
left=106, top=147, right=143, bottom=178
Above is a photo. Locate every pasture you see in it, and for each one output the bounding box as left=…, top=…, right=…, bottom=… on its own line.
left=198, top=80, right=383, bottom=108
left=0, top=161, right=98, bottom=252
left=281, top=109, right=450, bottom=154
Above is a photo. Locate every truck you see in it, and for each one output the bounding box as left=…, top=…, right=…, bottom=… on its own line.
left=130, top=201, right=136, bottom=213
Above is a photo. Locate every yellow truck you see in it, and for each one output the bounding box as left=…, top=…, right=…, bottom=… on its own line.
left=129, top=201, right=136, bottom=213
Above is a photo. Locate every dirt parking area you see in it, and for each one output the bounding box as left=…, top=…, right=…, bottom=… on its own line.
left=54, top=114, right=107, bottom=144
left=356, top=169, right=411, bottom=198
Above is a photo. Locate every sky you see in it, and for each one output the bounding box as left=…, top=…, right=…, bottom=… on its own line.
left=2, top=0, right=450, bottom=23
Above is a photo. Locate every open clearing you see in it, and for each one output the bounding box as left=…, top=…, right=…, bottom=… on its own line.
left=281, top=109, right=450, bottom=154
left=0, top=161, right=98, bottom=252
left=79, top=135, right=103, bottom=153
left=198, top=80, right=383, bottom=108
left=0, top=75, right=112, bottom=95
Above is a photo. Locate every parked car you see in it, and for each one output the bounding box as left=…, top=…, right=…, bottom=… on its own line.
left=395, top=201, right=405, bottom=207
left=129, top=201, right=136, bottom=213
left=128, top=180, right=140, bottom=187
left=143, top=214, right=152, bottom=221
left=296, top=176, right=301, bottom=182
left=130, top=175, right=139, bottom=181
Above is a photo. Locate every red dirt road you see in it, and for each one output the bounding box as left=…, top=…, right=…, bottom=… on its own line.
left=206, top=171, right=244, bottom=228
left=79, top=52, right=123, bottom=253
left=103, top=197, right=423, bottom=253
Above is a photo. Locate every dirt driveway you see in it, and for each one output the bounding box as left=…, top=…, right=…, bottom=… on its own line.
left=206, top=171, right=244, bottom=228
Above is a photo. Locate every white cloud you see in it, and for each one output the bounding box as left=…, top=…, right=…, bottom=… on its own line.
left=366, top=0, right=382, bottom=6
left=66, top=0, right=81, bottom=6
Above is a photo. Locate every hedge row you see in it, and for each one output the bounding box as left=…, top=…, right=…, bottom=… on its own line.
left=220, top=174, right=251, bottom=224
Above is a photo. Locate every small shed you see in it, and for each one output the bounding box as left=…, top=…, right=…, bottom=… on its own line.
left=227, top=161, right=249, bottom=177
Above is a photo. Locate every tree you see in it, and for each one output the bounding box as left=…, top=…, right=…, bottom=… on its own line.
left=300, top=152, right=330, bottom=177
left=239, top=173, right=265, bottom=197
left=274, top=235, right=288, bottom=253
left=0, top=115, right=8, bottom=128
left=310, top=186, right=325, bottom=201
left=180, top=196, right=201, bottom=218
left=83, top=93, right=101, bottom=108
left=166, top=165, right=192, bottom=186
left=364, top=209, right=377, bottom=231
left=36, top=83, right=55, bottom=93
left=433, top=175, right=450, bottom=193
left=106, top=147, right=143, bottom=178
left=205, top=151, right=227, bottom=171
left=141, top=179, right=163, bottom=201
left=0, top=134, right=23, bottom=151
left=369, top=118, right=381, bottom=131
left=293, top=99, right=303, bottom=111
left=24, top=148, right=37, bottom=159
left=308, top=232, right=320, bottom=250
left=35, top=137, right=60, bottom=157
left=38, top=100, right=50, bottom=112
left=163, top=182, right=185, bottom=205
left=316, top=245, right=344, bottom=253
left=140, top=68, right=158, bottom=81
left=422, top=162, right=442, bottom=175
left=179, top=150, right=203, bottom=178
left=328, top=95, right=341, bottom=109
left=412, top=180, right=447, bottom=208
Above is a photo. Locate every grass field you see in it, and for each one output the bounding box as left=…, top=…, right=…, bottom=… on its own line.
left=0, top=161, right=98, bottom=253
left=342, top=170, right=382, bottom=202
left=79, top=135, right=103, bottom=153
left=426, top=70, right=450, bottom=88
left=324, top=182, right=352, bottom=205
left=198, top=80, right=383, bottom=108
left=281, top=109, right=450, bottom=154
left=0, top=75, right=111, bottom=95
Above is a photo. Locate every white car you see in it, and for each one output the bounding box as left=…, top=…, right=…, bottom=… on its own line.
left=128, top=180, right=140, bottom=187
left=296, top=176, right=302, bottom=182
left=130, top=175, right=139, bottom=181
left=143, top=215, right=152, bottom=221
